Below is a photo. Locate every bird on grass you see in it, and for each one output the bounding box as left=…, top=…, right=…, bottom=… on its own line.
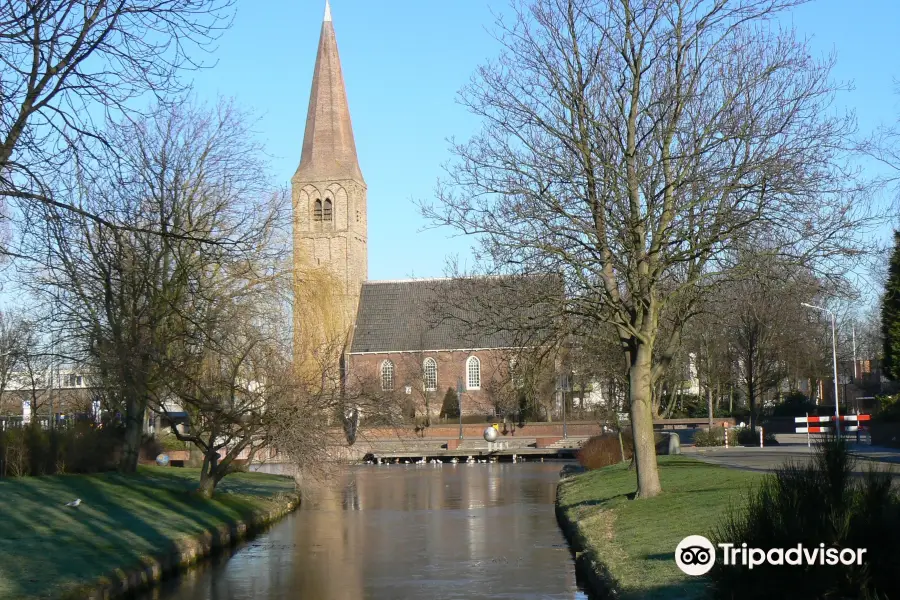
left=65, top=499, right=82, bottom=508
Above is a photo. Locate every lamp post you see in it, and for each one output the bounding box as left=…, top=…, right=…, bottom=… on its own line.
left=558, top=373, right=569, bottom=439
left=801, top=303, right=840, bottom=436
left=456, top=377, right=464, bottom=440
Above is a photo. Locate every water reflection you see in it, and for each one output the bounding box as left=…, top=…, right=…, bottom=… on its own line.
left=142, top=463, right=587, bottom=600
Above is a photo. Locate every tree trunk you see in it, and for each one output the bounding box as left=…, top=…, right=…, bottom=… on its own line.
left=198, top=468, right=216, bottom=498
left=119, top=394, right=145, bottom=473
left=197, top=442, right=248, bottom=499
left=747, top=378, right=757, bottom=431
left=629, top=343, right=662, bottom=498
left=662, top=389, right=677, bottom=419
left=197, top=450, right=220, bottom=498
left=707, top=386, right=714, bottom=427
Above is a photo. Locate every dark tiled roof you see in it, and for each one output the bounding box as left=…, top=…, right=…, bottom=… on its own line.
left=349, top=276, right=560, bottom=353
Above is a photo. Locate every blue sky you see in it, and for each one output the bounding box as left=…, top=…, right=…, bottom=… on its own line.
left=188, top=0, right=900, bottom=281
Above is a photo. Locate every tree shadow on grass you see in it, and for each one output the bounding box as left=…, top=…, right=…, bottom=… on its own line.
left=644, top=552, right=676, bottom=561
left=0, top=469, right=291, bottom=600
left=627, top=579, right=711, bottom=600
left=560, top=491, right=635, bottom=512
left=668, top=486, right=751, bottom=495
left=218, top=477, right=293, bottom=498
left=137, top=466, right=294, bottom=498
left=657, top=460, right=738, bottom=468
left=572, top=549, right=712, bottom=600
left=0, top=474, right=176, bottom=599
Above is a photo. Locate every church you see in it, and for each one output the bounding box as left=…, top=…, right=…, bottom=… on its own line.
left=291, top=2, right=559, bottom=418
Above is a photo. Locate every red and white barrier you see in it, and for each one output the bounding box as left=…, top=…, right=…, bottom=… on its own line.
left=793, top=415, right=871, bottom=424
left=795, top=425, right=862, bottom=433
left=794, top=415, right=870, bottom=439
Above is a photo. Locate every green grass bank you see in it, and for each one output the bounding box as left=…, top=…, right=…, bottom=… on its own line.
left=556, top=457, right=762, bottom=600
left=0, top=467, right=299, bottom=600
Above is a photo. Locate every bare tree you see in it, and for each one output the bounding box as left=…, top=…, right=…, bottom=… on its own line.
left=853, top=306, right=882, bottom=363
left=422, top=0, right=874, bottom=497
left=565, top=323, right=627, bottom=416
left=12, top=318, right=57, bottom=417
left=726, top=271, right=815, bottom=427
left=158, top=289, right=295, bottom=497
left=0, top=0, right=235, bottom=255
left=269, top=374, right=339, bottom=484
left=0, top=310, right=32, bottom=409
left=19, top=99, right=281, bottom=472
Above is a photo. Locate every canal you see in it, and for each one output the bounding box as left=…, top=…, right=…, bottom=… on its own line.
left=140, top=462, right=589, bottom=599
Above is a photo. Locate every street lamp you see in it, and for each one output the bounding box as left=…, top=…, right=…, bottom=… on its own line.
left=801, top=303, right=840, bottom=436
left=456, top=377, right=464, bottom=440
left=557, top=373, right=570, bottom=439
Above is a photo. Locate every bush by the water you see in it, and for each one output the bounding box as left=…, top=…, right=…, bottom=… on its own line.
left=577, top=430, right=669, bottom=469
left=577, top=431, right=633, bottom=469
left=140, top=432, right=190, bottom=462
left=770, top=391, right=819, bottom=417
left=0, top=422, right=123, bottom=477
left=158, top=432, right=189, bottom=452
left=694, top=426, right=725, bottom=447
left=875, top=394, right=900, bottom=423
left=710, top=436, right=900, bottom=599
left=720, top=406, right=751, bottom=420
left=734, top=426, right=778, bottom=446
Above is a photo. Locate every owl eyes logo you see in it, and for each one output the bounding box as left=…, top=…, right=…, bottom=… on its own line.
left=675, top=535, right=716, bottom=575
left=680, top=546, right=711, bottom=565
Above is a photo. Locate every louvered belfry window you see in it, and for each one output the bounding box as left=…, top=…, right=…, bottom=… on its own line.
left=313, top=199, right=323, bottom=221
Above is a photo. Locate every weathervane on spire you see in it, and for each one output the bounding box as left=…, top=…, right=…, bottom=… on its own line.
left=324, top=0, right=332, bottom=22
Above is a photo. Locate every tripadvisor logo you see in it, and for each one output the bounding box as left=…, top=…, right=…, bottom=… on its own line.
left=675, top=535, right=868, bottom=576
left=675, top=535, right=716, bottom=576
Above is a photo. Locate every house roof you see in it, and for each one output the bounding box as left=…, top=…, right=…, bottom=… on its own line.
left=349, top=275, right=561, bottom=354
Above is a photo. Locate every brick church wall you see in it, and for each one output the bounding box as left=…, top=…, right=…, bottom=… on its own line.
left=348, top=349, right=516, bottom=416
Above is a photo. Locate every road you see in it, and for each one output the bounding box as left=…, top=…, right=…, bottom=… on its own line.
left=682, top=439, right=900, bottom=475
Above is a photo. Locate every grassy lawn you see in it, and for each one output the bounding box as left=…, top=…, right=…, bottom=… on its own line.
left=558, top=456, right=763, bottom=600
left=0, top=467, right=297, bottom=600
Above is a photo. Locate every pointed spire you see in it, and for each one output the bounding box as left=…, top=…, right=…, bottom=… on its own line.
left=295, top=0, right=364, bottom=184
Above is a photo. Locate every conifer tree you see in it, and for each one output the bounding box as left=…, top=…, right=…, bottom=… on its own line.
left=882, top=231, right=900, bottom=379
left=439, top=387, right=460, bottom=419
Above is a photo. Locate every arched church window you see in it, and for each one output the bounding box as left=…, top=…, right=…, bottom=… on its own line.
left=466, top=356, right=481, bottom=390
left=323, top=199, right=333, bottom=221
left=381, top=360, right=394, bottom=391
left=313, top=199, right=323, bottom=221
left=423, top=358, right=437, bottom=392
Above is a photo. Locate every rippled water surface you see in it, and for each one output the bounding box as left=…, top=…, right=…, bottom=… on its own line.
left=141, top=462, right=589, bottom=600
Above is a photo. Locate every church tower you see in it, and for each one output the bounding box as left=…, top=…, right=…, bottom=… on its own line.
left=293, top=0, right=367, bottom=376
